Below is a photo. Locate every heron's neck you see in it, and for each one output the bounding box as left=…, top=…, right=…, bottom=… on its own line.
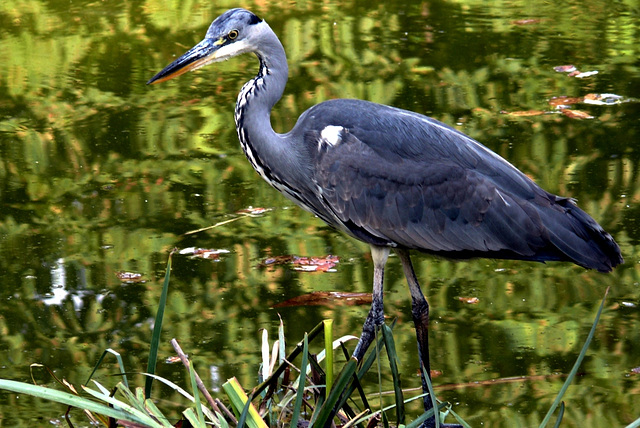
left=234, top=29, right=289, bottom=183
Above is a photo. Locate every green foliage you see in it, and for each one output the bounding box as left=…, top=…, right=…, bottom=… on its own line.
left=0, top=287, right=630, bottom=427
left=0, top=379, right=169, bottom=427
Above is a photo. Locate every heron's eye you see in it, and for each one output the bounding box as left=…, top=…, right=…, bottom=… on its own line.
left=228, top=29, right=239, bottom=40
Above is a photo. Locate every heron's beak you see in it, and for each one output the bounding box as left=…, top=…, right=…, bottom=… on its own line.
left=147, top=38, right=221, bottom=85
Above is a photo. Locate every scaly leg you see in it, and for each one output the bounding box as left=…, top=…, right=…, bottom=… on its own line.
left=353, top=245, right=390, bottom=361
left=395, top=248, right=461, bottom=428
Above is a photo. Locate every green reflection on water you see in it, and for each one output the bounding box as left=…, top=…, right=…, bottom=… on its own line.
left=1, top=0, right=639, bottom=426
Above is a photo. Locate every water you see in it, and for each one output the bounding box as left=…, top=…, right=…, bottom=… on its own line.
left=0, top=0, right=639, bottom=426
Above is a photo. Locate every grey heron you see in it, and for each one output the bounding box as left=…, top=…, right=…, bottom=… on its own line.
left=148, top=8, right=623, bottom=426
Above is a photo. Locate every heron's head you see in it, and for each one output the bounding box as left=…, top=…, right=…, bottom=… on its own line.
left=147, top=8, right=265, bottom=85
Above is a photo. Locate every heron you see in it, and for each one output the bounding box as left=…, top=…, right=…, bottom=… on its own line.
left=148, top=8, right=623, bottom=426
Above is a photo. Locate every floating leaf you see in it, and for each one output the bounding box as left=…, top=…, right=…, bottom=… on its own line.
left=262, top=254, right=339, bottom=272
left=237, top=206, right=272, bottom=215
left=554, top=65, right=577, bottom=73
left=179, top=247, right=230, bottom=260
left=273, top=291, right=372, bottom=308
left=457, top=296, right=480, bottom=304
left=511, top=18, right=542, bottom=25
left=115, top=271, right=145, bottom=283
left=583, top=93, right=625, bottom=105
left=548, top=96, right=584, bottom=108
left=430, top=369, right=442, bottom=378
left=554, top=64, right=598, bottom=78
left=571, top=70, right=598, bottom=78
left=561, top=109, right=594, bottom=120
left=501, top=110, right=547, bottom=117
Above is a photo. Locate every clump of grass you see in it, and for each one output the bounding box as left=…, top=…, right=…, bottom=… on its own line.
left=0, top=253, right=633, bottom=428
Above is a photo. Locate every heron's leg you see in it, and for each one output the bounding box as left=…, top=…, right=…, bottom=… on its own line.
left=394, top=249, right=433, bottom=409
left=396, top=250, right=461, bottom=428
left=353, top=245, right=390, bottom=361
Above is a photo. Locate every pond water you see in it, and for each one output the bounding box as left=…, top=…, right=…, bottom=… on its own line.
left=1, top=0, right=639, bottom=426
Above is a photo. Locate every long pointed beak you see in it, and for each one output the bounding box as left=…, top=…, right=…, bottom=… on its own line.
left=147, top=38, right=218, bottom=85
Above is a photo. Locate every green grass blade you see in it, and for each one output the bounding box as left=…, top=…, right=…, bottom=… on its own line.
left=145, top=250, right=174, bottom=399
left=382, top=408, right=390, bottom=428
left=405, top=401, right=446, bottom=428
left=539, top=287, right=609, bottom=428
left=422, top=364, right=440, bottom=428
left=187, top=357, right=206, bottom=427
left=308, top=387, right=326, bottom=427
left=222, top=377, right=266, bottom=428
left=84, top=348, right=129, bottom=389
left=184, top=408, right=202, bottom=428
left=115, top=382, right=148, bottom=414
left=290, top=333, right=309, bottom=428
left=324, top=319, right=334, bottom=394
left=337, top=326, right=388, bottom=412
left=247, top=321, right=325, bottom=400
left=216, top=411, right=230, bottom=428
left=91, top=379, right=111, bottom=396
left=323, top=323, right=392, bottom=422
left=381, top=324, right=404, bottom=426
left=314, top=358, right=359, bottom=426
left=142, top=372, right=194, bottom=401
left=144, top=395, right=170, bottom=423
left=446, top=407, right=472, bottom=428
left=552, top=402, right=565, bottom=428
left=0, top=380, right=168, bottom=428
left=82, top=382, right=171, bottom=427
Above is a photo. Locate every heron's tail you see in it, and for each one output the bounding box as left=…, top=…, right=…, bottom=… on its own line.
left=544, top=197, right=623, bottom=273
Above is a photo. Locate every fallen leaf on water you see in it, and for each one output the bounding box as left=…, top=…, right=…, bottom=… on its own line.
left=561, top=109, right=594, bottom=119
left=237, top=206, right=272, bottom=215
left=263, top=254, right=339, bottom=272
left=554, top=65, right=598, bottom=78
left=179, top=247, right=230, bottom=260
left=457, top=296, right=480, bottom=304
left=511, top=18, right=542, bottom=25
left=548, top=96, right=584, bottom=108
left=116, top=271, right=145, bottom=283
left=571, top=70, right=598, bottom=78
left=583, top=93, right=625, bottom=105
left=273, top=291, right=372, bottom=308
left=501, top=110, right=547, bottom=117
left=554, top=65, right=577, bottom=73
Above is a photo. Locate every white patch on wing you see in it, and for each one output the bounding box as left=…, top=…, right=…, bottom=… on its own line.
left=495, top=189, right=511, bottom=206
left=318, top=125, right=344, bottom=150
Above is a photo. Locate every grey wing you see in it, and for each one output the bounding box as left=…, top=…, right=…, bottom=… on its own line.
left=312, top=130, right=552, bottom=258
left=309, top=127, right=625, bottom=273
left=294, top=99, right=621, bottom=271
